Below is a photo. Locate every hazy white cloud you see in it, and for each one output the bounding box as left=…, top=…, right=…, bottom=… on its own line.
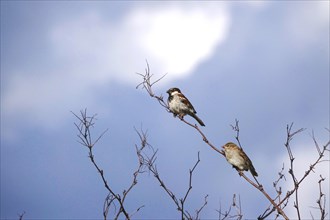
left=285, top=1, right=329, bottom=49
left=49, top=3, right=230, bottom=84
left=131, top=5, right=229, bottom=80
left=2, top=3, right=230, bottom=138
left=2, top=69, right=94, bottom=140
left=241, top=0, right=271, bottom=10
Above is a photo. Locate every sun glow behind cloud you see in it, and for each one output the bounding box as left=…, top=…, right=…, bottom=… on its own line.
left=132, top=6, right=229, bottom=78
left=2, top=3, right=230, bottom=137
left=49, top=4, right=230, bottom=84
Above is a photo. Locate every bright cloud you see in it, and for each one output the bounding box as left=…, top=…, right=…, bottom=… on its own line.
left=132, top=6, right=229, bottom=79
left=285, top=1, right=329, bottom=49
left=49, top=3, right=230, bottom=84
left=2, top=3, right=230, bottom=137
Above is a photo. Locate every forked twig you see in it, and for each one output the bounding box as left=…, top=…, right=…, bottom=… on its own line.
left=18, top=211, right=26, bottom=220
left=309, top=175, right=327, bottom=220
left=135, top=128, right=207, bottom=220
left=73, top=109, right=145, bottom=220
left=217, top=194, right=243, bottom=220
left=136, top=60, right=169, bottom=109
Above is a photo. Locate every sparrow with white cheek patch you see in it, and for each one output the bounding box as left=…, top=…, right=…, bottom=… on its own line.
left=222, top=142, right=258, bottom=177
left=166, top=87, right=205, bottom=126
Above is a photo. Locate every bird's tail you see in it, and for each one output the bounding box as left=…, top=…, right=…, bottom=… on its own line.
left=190, top=114, right=205, bottom=126
left=250, top=165, right=258, bottom=177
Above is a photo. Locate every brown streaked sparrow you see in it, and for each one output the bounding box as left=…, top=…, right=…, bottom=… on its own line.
left=222, top=142, right=258, bottom=177
left=166, top=87, right=205, bottom=126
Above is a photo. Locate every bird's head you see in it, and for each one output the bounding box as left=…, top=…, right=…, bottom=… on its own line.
left=166, top=87, right=181, bottom=96
left=222, top=142, right=238, bottom=151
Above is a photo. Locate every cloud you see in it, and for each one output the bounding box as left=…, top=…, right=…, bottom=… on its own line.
left=2, top=3, right=230, bottom=138
left=131, top=5, right=230, bottom=80
left=49, top=3, right=230, bottom=84
left=285, top=1, right=329, bottom=49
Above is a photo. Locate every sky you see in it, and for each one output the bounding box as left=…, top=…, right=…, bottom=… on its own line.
left=1, top=1, right=329, bottom=219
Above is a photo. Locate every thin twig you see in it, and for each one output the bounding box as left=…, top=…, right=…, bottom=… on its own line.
left=180, top=117, right=225, bottom=156
left=195, top=195, right=209, bottom=220
left=73, top=109, right=145, bottom=220
left=316, top=175, right=327, bottom=220
left=230, top=119, right=243, bottom=149
left=217, top=194, right=243, bottom=220
left=18, top=211, right=26, bottom=220
left=138, top=134, right=206, bottom=220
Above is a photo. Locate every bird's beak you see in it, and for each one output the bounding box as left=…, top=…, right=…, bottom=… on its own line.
left=220, top=147, right=226, bottom=155
left=166, top=89, right=170, bottom=94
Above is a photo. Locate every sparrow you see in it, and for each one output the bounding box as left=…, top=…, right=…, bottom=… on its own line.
left=222, top=142, right=258, bottom=177
left=166, top=87, right=205, bottom=126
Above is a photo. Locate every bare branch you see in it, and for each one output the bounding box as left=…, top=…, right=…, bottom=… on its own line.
left=129, top=205, right=145, bottom=219
left=217, top=194, right=243, bottom=220
left=310, top=175, right=328, bottom=220
left=183, top=118, right=226, bottom=156
left=180, top=152, right=204, bottom=219
left=18, top=211, right=26, bottom=220
left=259, top=163, right=289, bottom=219
left=136, top=60, right=169, bottom=109
left=195, top=195, right=209, bottom=220
left=134, top=128, right=185, bottom=217
left=317, top=175, right=327, bottom=220
left=181, top=152, right=201, bottom=205
left=136, top=130, right=207, bottom=220
left=237, top=172, right=288, bottom=220
left=230, top=119, right=243, bottom=149
left=260, top=125, right=330, bottom=219
left=277, top=125, right=329, bottom=213
left=73, top=109, right=146, bottom=219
